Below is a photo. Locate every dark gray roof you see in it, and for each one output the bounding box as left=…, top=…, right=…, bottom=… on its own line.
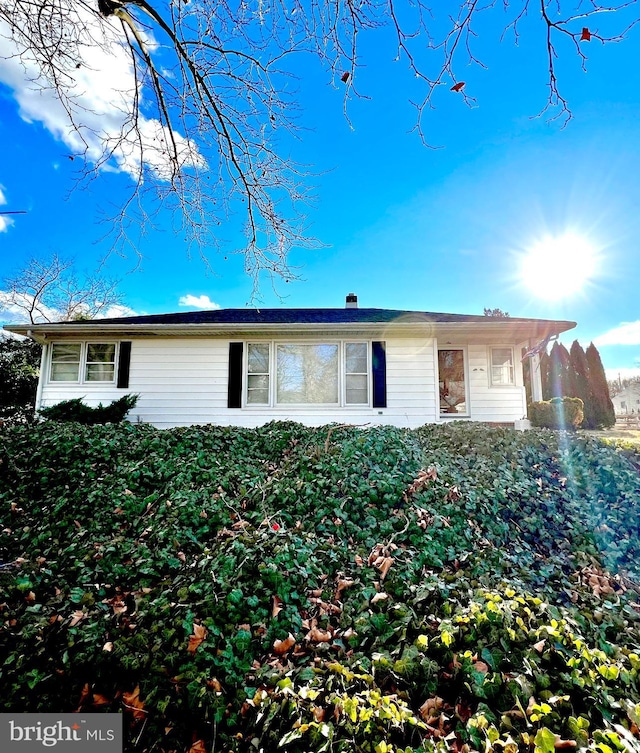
left=46, top=307, right=575, bottom=328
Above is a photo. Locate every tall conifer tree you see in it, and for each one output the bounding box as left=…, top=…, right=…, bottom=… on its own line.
left=539, top=349, right=551, bottom=400
left=548, top=342, right=571, bottom=398
left=585, top=343, right=615, bottom=428
left=568, top=340, right=596, bottom=428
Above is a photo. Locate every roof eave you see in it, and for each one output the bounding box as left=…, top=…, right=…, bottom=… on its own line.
left=4, top=318, right=576, bottom=341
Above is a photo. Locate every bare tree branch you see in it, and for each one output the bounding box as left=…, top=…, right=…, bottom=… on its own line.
left=0, top=0, right=638, bottom=290
left=1, top=255, right=125, bottom=323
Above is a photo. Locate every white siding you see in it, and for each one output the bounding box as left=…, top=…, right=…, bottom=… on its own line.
left=38, top=336, right=526, bottom=429
left=465, top=344, right=527, bottom=424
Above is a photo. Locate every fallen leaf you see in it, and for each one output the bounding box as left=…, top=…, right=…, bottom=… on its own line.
left=187, top=623, right=207, bottom=653
left=306, top=626, right=332, bottom=642
left=188, top=739, right=207, bottom=753
left=123, top=685, right=147, bottom=720
left=533, top=639, right=546, bottom=653
left=378, top=556, right=394, bottom=580
left=335, top=578, right=354, bottom=599
left=419, top=696, right=444, bottom=722
left=371, top=592, right=389, bottom=603
left=473, top=661, right=490, bottom=674
left=70, top=610, right=86, bottom=627
left=272, top=595, right=284, bottom=617
left=103, top=641, right=114, bottom=652
left=273, top=632, right=296, bottom=654
left=312, top=705, right=326, bottom=722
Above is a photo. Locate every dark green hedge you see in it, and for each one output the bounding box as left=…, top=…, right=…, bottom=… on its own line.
left=1, top=421, right=639, bottom=752
left=39, top=394, right=138, bottom=424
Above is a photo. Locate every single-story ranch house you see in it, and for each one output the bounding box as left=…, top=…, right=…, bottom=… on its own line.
left=5, top=295, right=576, bottom=429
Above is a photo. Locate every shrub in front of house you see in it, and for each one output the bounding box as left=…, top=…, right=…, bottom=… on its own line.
left=39, top=394, right=138, bottom=424
left=529, top=396, right=584, bottom=429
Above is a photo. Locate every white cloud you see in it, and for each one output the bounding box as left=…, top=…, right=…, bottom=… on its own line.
left=606, top=367, right=640, bottom=382
left=97, top=305, right=139, bottom=319
left=0, top=290, right=59, bottom=323
left=179, top=294, right=221, bottom=310
left=594, top=321, right=640, bottom=347
left=0, top=185, right=14, bottom=232
left=0, top=7, right=203, bottom=181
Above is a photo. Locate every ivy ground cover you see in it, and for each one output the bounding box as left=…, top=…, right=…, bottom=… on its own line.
left=1, top=421, right=640, bottom=752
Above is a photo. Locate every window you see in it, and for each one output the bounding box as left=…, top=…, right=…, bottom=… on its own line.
left=85, top=344, right=116, bottom=382
left=50, top=343, right=82, bottom=382
left=247, top=343, right=270, bottom=404
left=345, top=343, right=369, bottom=405
left=277, top=344, right=339, bottom=404
left=490, top=347, right=515, bottom=386
left=244, top=342, right=370, bottom=406
left=49, top=342, right=117, bottom=383
left=438, top=348, right=468, bottom=415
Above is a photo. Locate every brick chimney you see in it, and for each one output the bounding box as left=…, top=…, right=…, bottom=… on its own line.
left=345, top=292, right=358, bottom=309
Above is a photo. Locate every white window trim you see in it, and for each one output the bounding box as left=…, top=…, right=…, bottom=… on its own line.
left=244, top=340, right=371, bottom=409
left=437, top=345, right=470, bottom=419
left=48, top=341, right=119, bottom=385
left=488, top=345, right=516, bottom=388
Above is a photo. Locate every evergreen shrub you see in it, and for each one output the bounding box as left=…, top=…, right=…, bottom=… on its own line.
left=39, top=394, right=138, bottom=424
left=529, top=396, right=584, bottom=429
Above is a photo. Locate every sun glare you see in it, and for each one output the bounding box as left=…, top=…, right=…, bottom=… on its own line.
left=520, top=232, right=599, bottom=300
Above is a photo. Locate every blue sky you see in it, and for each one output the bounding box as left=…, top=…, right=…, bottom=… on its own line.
left=1, top=3, right=640, bottom=379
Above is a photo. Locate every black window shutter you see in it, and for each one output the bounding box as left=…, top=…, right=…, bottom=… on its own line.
left=372, top=341, right=387, bottom=408
left=228, top=342, right=244, bottom=408
left=117, top=341, right=132, bottom=388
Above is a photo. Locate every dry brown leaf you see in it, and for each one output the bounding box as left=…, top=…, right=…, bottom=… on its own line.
left=69, top=610, right=86, bottom=627
left=77, top=682, right=91, bottom=709
left=187, top=623, right=207, bottom=653
left=123, top=685, right=147, bottom=719
left=419, top=696, right=444, bottom=722
left=103, top=641, right=114, bottom=652
left=554, top=739, right=577, bottom=749
left=533, top=639, right=546, bottom=653
left=272, top=595, right=284, bottom=617
left=378, top=557, right=394, bottom=580
left=273, top=632, right=296, bottom=654
left=335, top=578, right=354, bottom=599
left=312, top=706, right=326, bottom=722
left=306, top=627, right=332, bottom=643
left=188, top=739, right=207, bottom=753
left=473, top=661, right=489, bottom=674
left=371, top=592, right=389, bottom=603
